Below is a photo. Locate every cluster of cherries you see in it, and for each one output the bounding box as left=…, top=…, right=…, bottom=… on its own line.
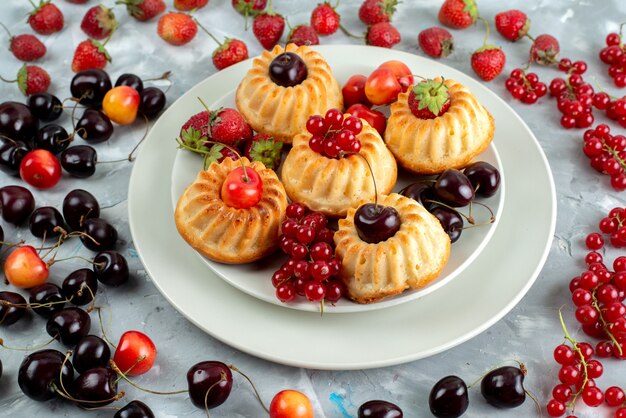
left=548, top=73, right=596, bottom=129
left=581, top=124, right=626, bottom=191
left=306, top=109, right=363, bottom=158
left=272, top=203, right=344, bottom=305
left=504, top=68, right=547, bottom=104
left=599, top=31, right=626, bottom=88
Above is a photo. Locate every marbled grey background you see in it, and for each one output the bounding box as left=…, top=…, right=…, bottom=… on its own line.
left=1, top=0, right=624, bottom=417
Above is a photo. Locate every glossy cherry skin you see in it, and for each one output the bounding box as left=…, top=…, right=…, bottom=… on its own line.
left=139, top=87, right=166, bottom=117
left=70, top=69, right=112, bottom=106
left=18, top=349, right=74, bottom=401
left=429, top=375, right=469, bottom=418
left=463, top=161, right=501, bottom=197
left=5, top=246, right=49, bottom=289
left=34, top=124, right=70, bottom=154
left=0, top=185, right=35, bottom=224
left=76, top=109, right=114, bottom=143
left=62, top=268, right=98, bottom=305
left=63, top=189, right=100, bottom=230
left=378, top=60, right=413, bottom=92
left=269, top=390, right=314, bottom=418
left=358, top=400, right=403, bottom=418
left=29, top=206, right=64, bottom=239
left=81, top=218, right=118, bottom=251
left=93, top=250, right=129, bottom=286
left=60, top=145, right=97, bottom=178
left=74, top=367, right=118, bottom=406
left=0, top=291, right=28, bottom=326
left=480, top=366, right=526, bottom=408
left=102, top=86, right=141, bottom=125
left=187, top=361, right=233, bottom=409
left=346, top=103, right=386, bottom=136
left=19, top=149, right=62, bottom=189
left=354, top=203, right=401, bottom=244
left=29, top=283, right=65, bottom=318
left=221, top=166, right=263, bottom=208
left=269, top=52, right=308, bottom=87
left=430, top=207, right=463, bottom=243
left=342, top=74, right=372, bottom=108
left=115, top=400, right=155, bottom=418
left=115, top=73, right=144, bottom=93
left=434, top=169, right=475, bottom=207
left=114, top=331, right=157, bottom=376
left=401, top=182, right=435, bottom=210
left=0, top=138, right=30, bottom=176
left=27, top=93, right=63, bottom=122
left=46, top=307, right=91, bottom=347
left=364, top=67, right=402, bottom=105
left=73, top=335, right=111, bottom=373
left=0, top=101, right=39, bottom=142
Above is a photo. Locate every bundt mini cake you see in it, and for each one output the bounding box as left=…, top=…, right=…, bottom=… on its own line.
left=384, top=78, right=495, bottom=174
left=175, top=157, right=288, bottom=264
left=280, top=112, right=397, bottom=218
left=235, top=43, right=343, bottom=144
left=334, top=193, right=450, bottom=303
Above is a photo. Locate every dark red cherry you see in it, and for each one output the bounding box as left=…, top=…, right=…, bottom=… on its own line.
left=0, top=291, right=28, bottom=326
left=400, top=182, right=436, bottom=210
left=70, top=69, right=112, bottom=106
left=60, top=145, right=97, bottom=178
left=115, top=73, right=144, bottom=93
left=480, top=366, right=526, bottom=408
left=139, top=87, right=166, bottom=118
left=115, top=400, right=155, bottom=418
left=434, top=169, right=475, bottom=207
left=62, top=189, right=100, bottom=230
left=27, top=93, right=63, bottom=122
left=29, top=283, right=65, bottom=318
left=429, top=375, right=469, bottom=418
left=0, top=357, right=2, bottom=379
left=93, top=250, right=129, bottom=286
left=187, top=361, right=233, bottom=409
left=81, top=218, right=118, bottom=251
left=358, top=400, right=403, bottom=417
left=463, top=161, right=501, bottom=197
left=354, top=203, right=401, bottom=244
left=34, top=124, right=70, bottom=154
left=18, top=349, right=74, bottom=401
left=76, top=109, right=114, bottom=143
left=74, top=367, right=118, bottom=406
left=46, top=307, right=91, bottom=347
left=430, top=207, right=463, bottom=243
left=269, top=52, right=308, bottom=87
left=73, top=335, right=111, bottom=373
left=29, top=206, right=65, bottom=239
left=0, top=101, right=39, bottom=143
left=62, top=269, right=98, bottom=306
left=0, top=185, right=35, bottom=225
left=0, top=138, right=30, bottom=176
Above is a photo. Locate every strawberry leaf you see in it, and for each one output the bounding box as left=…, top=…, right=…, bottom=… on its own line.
left=462, top=0, right=479, bottom=21
left=17, top=64, right=28, bottom=95
left=249, top=136, right=283, bottom=170
left=203, top=144, right=226, bottom=169
left=180, top=127, right=209, bottom=152
left=412, top=79, right=449, bottom=116
left=90, top=40, right=112, bottom=62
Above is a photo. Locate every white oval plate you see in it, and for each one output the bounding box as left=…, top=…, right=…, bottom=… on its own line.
left=128, top=45, right=556, bottom=369
left=169, top=52, right=504, bottom=313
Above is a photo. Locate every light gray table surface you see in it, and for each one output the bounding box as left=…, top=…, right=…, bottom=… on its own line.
left=1, top=0, right=625, bottom=416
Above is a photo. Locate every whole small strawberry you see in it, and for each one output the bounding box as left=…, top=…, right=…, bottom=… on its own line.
left=471, top=46, right=505, bottom=81
left=28, top=1, right=64, bottom=35
left=17, top=65, right=50, bottom=95
left=118, top=0, right=166, bottom=22
left=232, top=0, right=267, bottom=15
left=243, top=133, right=283, bottom=170
left=358, top=0, right=398, bottom=25
left=8, top=35, right=47, bottom=62
left=213, top=39, right=249, bottom=70
left=209, top=108, right=253, bottom=146
left=438, top=0, right=477, bottom=29
left=157, top=12, right=198, bottom=46
left=408, top=79, right=450, bottom=119
left=311, top=2, right=340, bottom=36
left=179, top=110, right=210, bottom=149
left=81, top=5, right=118, bottom=40
left=287, top=24, right=319, bottom=46
left=418, top=27, right=453, bottom=58
left=494, top=9, right=529, bottom=42
left=530, top=33, right=560, bottom=65
left=174, top=0, right=209, bottom=11
left=71, top=39, right=111, bottom=73
left=366, top=22, right=401, bottom=49
left=252, top=2, right=285, bottom=50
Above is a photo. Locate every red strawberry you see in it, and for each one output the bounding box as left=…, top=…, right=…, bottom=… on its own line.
left=408, top=79, right=450, bottom=119
left=157, top=12, right=198, bottom=46
left=232, top=0, right=267, bottom=15
left=179, top=110, right=210, bottom=149
left=10, top=35, right=47, bottom=62
left=494, top=10, right=529, bottom=42
left=438, top=0, right=477, bottom=29
left=71, top=39, right=111, bottom=73
left=243, top=133, right=283, bottom=170
left=252, top=12, right=285, bottom=49
left=17, top=64, right=51, bottom=95
left=366, top=22, right=401, bottom=49
left=119, top=0, right=166, bottom=22
left=203, top=143, right=240, bottom=169
left=471, top=46, right=505, bottom=81
left=174, top=0, right=209, bottom=11
left=418, top=27, right=453, bottom=58
left=28, top=1, right=64, bottom=35
left=66, top=0, right=89, bottom=3
left=208, top=108, right=252, bottom=146
left=213, top=39, right=249, bottom=70
left=80, top=5, right=118, bottom=40
left=358, top=0, right=398, bottom=25
left=287, top=24, right=319, bottom=46
left=530, top=34, right=560, bottom=65
left=311, top=2, right=340, bottom=36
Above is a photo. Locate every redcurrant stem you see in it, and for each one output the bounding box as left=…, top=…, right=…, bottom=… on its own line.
left=591, top=289, right=623, bottom=355
left=592, top=78, right=618, bottom=100
left=228, top=364, right=270, bottom=413
left=603, top=143, right=626, bottom=172
left=0, top=335, right=58, bottom=351
left=127, top=112, right=150, bottom=161
left=320, top=299, right=324, bottom=316
left=194, top=18, right=222, bottom=46
left=110, top=360, right=189, bottom=395
left=557, top=309, right=589, bottom=407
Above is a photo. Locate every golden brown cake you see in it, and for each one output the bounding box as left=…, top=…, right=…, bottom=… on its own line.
left=235, top=43, right=343, bottom=144
left=334, top=193, right=451, bottom=303
left=175, top=157, right=287, bottom=264
left=384, top=78, right=495, bottom=174
left=280, top=119, right=397, bottom=218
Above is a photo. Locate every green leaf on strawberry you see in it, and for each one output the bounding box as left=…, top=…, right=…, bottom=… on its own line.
left=203, top=144, right=227, bottom=170
left=179, top=127, right=209, bottom=152
left=90, top=39, right=112, bottom=62
left=462, top=0, right=478, bottom=21
left=245, top=134, right=283, bottom=171
left=16, top=64, right=28, bottom=96
left=411, top=79, right=450, bottom=116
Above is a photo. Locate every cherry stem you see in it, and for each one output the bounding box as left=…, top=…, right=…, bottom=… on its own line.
left=228, top=364, right=269, bottom=413
left=127, top=112, right=150, bottom=161
left=0, top=240, right=25, bottom=259
left=109, top=360, right=189, bottom=395
left=478, top=16, right=490, bottom=47
left=204, top=372, right=228, bottom=418
left=145, top=70, right=173, bottom=94
left=1, top=294, right=74, bottom=310
left=0, top=134, right=17, bottom=145
left=524, top=387, right=543, bottom=418
left=194, top=18, right=222, bottom=46
left=466, top=359, right=525, bottom=389
left=94, top=307, right=117, bottom=349
left=0, top=335, right=58, bottom=351
left=339, top=24, right=364, bottom=40
left=52, top=382, right=126, bottom=405
left=347, top=152, right=378, bottom=210
left=0, top=74, right=17, bottom=84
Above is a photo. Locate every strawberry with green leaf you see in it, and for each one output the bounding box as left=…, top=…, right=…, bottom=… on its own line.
left=408, top=79, right=450, bottom=119
left=179, top=110, right=210, bottom=150
left=438, top=0, right=478, bottom=30
left=71, top=39, right=112, bottom=73
left=244, top=134, right=283, bottom=170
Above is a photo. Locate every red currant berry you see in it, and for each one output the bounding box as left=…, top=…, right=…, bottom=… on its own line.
left=280, top=237, right=296, bottom=254
left=342, top=116, right=363, bottom=134
left=618, top=408, right=626, bottom=418
left=552, top=384, right=572, bottom=402
left=575, top=113, right=594, bottom=128
left=574, top=377, right=595, bottom=392
left=310, top=260, right=331, bottom=281
left=315, top=227, right=334, bottom=244
left=560, top=115, right=576, bottom=129
left=554, top=344, right=575, bottom=365
left=286, top=202, right=306, bottom=219
left=512, top=85, right=525, bottom=99
left=581, top=386, right=603, bottom=407
left=605, top=386, right=625, bottom=407
left=615, top=257, right=626, bottom=272
left=572, top=61, right=588, bottom=74
left=600, top=217, right=618, bottom=233
left=572, top=288, right=593, bottom=306
left=585, top=251, right=603, bottom=264
left=609, top=207, right=625, bottom=219
left=324, top=108, right=344, bottom=130
left=328, top=257, right=340, bottom=276
left=510, top=68, right=524, bottom=80
left=586, top=233, right=604, bottom=250
left=310, top=242, right=333, bottom=262
left=576, top=342, right=594, bottom=360
left=290, top=243, right=309, bottom=259
left=583, top=322, right=608, bottom=339
left=603, top=302, right=626, bottom=322
left=596, top=340, right=614, bottom=357
left=296, top=225, right=316, bottom=244
left=558, top=58, right=572, bottom=72
left=505, top=78, right=517, bottom=91
left=272, top=270, right=290, bottom=287
left=583, top=138, right=603, bottom=157
left=550, top=78, right=567, bottom=96
left=586, top=359, right=603, bottom=378
left=547, top=399, right=566, bottom=417
left=569, top=277, right=582, bottom=293
left=522, top=91, right=538, bottom=104
left=323, top=138, right=341, bottom=158
left=613, top=317, right=626, bottom=334
left=593, top=92, right=611, bottom=110
left=281, top=219, right=299, bottom=238
left=617, top=74, right=626, bottom=88
left=535, top=82, right=547, bottom=97
left=294, top=276, right=307, bottom=296
left=293, top=259, right=310, bottom=280
left=349, top=139, right=362, bottom=153
left=575, top=305, right=599, bottom=325
left=580, top=271, right=600, bottom=290
left=324, top=279, right=344, bottom=303
left=598, top=284, right=620, bottom=304
left=607, top=33, right=621, bottom=46
left=569, top=74, right=583, bottom=87
left=588, top=262, right=606, bottom=273
left=309, top=135, right=324, bottom=153
left=276, top=281, right=296, bottom=302
left=526, top=72, right=539, bottom=85
left=306, top=115, right=326, bottom=135
left=558, top=365, right=580, bottom=385
left=304, top=281, right=325, bottom=302
left=612, top=174, right=626, bottom=191
left=336, top=130, right=356, bottom=150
